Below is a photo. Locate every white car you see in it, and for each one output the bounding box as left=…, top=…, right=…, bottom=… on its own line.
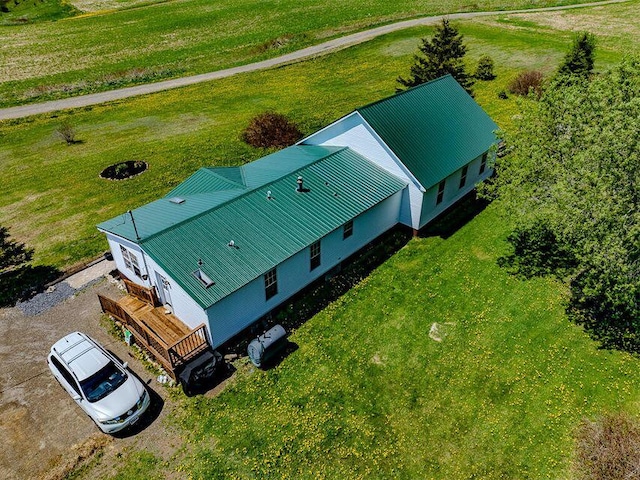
left=47, top=331, right=150, bottom=434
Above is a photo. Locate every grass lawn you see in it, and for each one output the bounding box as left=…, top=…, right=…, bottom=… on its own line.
left=0, top=0, right=637, bottom=270
left=100, top=201, right=640, bottom=479
left=0, top=0, right=78, bottom=25
left=0, top=0, right=595, bottom=107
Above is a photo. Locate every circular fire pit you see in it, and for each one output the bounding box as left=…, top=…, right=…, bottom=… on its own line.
left=100, top=160, right=148, bottom=180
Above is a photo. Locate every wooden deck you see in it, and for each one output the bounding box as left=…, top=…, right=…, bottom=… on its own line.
left=118, top=296, right=191, bottom=346
left=98, top=282, right=210, bottom=379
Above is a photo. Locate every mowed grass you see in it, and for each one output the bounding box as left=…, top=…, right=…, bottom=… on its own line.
left=107, top=203, right=640, bottom=479
left=0, top=0, right=591, bottom=107
left=0, top=2, right=636, bottom=270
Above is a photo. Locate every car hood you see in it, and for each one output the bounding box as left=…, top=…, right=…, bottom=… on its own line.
left=90, top=375, right=144, bottom=419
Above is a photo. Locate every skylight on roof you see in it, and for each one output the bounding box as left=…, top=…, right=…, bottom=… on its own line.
left=192, top=269, right=214, bottom=288
left=169, top=197, right=185, bottom=204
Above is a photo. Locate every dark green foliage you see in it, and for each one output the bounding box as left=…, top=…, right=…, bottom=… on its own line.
left=558, top=32, right=597, bottom=80
left=0, top=226, right=32, bottom=273
left=573, top=413, right=640, bottom=480
left=241, top=111, right=302, bottom=149
left=397, top=19, right=474, bottom=94
left=475, top=55, right=496, bottom=80
left=483, top=56, right=640, bottom=353
left=497, top=89, right=508, bottom=99
left=507, top=70, right=544, bottom=97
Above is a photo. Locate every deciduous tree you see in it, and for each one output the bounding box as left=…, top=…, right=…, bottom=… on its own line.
left=482, top=57, right=640, bottom=352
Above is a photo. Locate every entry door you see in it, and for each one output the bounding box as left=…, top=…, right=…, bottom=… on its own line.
left=155, top=272, right=172, bottom=306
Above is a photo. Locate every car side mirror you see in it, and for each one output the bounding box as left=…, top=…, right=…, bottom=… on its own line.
left=122, top=362, right=128, bottom=370
left=72, top=393, right=81, bottom=401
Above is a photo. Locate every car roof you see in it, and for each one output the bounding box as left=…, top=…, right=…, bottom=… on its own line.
left=52, top=332, right=111, bottom=381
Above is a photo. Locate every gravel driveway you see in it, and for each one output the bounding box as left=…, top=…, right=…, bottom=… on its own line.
left=0, top=278, right=171, bottom=480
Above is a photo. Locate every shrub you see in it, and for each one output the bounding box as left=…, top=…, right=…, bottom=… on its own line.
left=573, top=413, right=640, bottom=480
left=241, top=112, right=302, bottom=149
left=497, top=90, right=508, bottom=100
left=56, top=120, right=77, bottom=145
left=114, top=163, right=129, bottom=178
left=508, top=70, right=544, bottom=97
left=475, top=55, right=496, bottom=80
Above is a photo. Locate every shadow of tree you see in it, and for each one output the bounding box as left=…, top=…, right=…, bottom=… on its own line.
left=0, top=265, right=61, bottom=308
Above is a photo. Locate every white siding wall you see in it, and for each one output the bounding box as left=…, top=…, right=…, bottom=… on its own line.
left=142, top=255, right=208, bottom=331
left=302, top=113, right=422, bottom=228
left=105, top=234, right=151, bottom=288
left=204, top=190, right=403, bottom=347
left=419, top=152, right=494, bottom=227
left=104, top=233, right=208, bottom=332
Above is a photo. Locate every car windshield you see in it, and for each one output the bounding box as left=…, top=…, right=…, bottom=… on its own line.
left=79, top=361, right=127, bottom=402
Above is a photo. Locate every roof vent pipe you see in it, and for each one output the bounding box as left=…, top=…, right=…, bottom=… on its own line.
left=266, top=190, right=272, bottom=200
left=296, top=176, right=303, bottom=192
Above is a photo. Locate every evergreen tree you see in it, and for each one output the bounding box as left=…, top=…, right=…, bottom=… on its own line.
left=397, top=19, right=474, bottom=94
left=557, top=32, right=596, bottom=79
left=0, top=226, right=32, bottom=273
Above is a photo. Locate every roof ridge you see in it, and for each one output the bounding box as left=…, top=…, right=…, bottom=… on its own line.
left=202, top=166, right=246, bottom=188
left=357, top=75, right=452, bottom=113
left=141, top=146, right=348, bottom=244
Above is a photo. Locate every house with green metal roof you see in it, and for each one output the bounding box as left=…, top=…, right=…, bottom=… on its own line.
left=97, top=75, right=498, bottom=357
left=301, top=74, right=498, bottom=230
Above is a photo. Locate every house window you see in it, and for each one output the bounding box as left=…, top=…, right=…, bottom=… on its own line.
left=343, top=219, right=353, bottom=239
left=459, top=165, right=468, bottom=189
left=120, top=245, right=141, bottom=277
left=310, top=240, right=321, bottom=271
left=436, top=180, right=446, bottom=205
left=479, top=152, right=488, bottom=174
left=264, top=268, right=278, bottom=300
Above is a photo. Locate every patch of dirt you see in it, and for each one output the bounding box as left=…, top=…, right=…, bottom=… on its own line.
left=42, top=435, right=112, bottom=480
left=429, top=322, right=455, bottom=342
left=371, top=353, right=385, bottom=365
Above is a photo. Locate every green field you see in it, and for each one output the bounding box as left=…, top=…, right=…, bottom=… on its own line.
left=0, top=0, right=78, bottom=25
left=0, top=0, right=592, bottom=107
left=1, top=0, right=637, bottom=270
left=2, top=2, right=640, bottom=477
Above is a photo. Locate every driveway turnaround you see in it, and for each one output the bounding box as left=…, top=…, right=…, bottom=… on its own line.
left=0, top=278, right=164, bottom=480
left=0, top=0, right=627, bottom=121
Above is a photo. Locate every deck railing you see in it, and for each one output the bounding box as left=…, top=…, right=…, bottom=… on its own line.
left=168, top=324, right=209, bottom=368
left=123, top=278, right=158, bottom=306
left=98, top=293, right=209, bottom=379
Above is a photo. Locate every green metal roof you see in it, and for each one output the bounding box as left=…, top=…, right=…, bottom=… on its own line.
left=357, top=75, right=498, bottom=190
left=97, top=145, right=341, bottom=242
left=98, top=146, right=406, bottom=308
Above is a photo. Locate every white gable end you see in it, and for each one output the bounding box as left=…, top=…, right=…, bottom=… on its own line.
left=301, top=112, right=424, bottom=229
